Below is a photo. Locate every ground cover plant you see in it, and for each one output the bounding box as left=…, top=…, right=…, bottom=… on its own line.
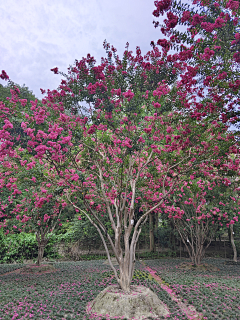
left=140, top=258, right=240, bottom=320
left=0, top=258, right=239, bottom=319
left=0, top=259, right=189, bottom=320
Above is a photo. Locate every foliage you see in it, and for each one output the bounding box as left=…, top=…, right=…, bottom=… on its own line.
left=154, top=220, right=176, bottom=248
left=152, top=0, right=240, bottom=127
left=0, top=82, right=45, bottom=150
left=0, top=152, right=77, bottom=265
left=0, top=229, right=62, bottom=264
left=0, top=81, right=43, bottom=105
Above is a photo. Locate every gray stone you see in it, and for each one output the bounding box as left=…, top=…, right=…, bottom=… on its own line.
left=86, top=284, right=170, bottom=319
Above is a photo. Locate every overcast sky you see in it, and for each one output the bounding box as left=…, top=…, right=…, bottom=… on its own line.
left=0, top=0, right=177, bottom=101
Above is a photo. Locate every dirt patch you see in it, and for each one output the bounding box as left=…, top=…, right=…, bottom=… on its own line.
left=0, top=264, right=58, bottom=276
left=177, top=262, right=220, bottom=272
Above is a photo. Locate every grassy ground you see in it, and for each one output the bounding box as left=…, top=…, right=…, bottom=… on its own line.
left=0, top=258, right=239, bottom=320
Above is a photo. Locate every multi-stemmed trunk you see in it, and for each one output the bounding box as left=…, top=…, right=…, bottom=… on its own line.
left=76, top=209, right=148, bottom=293
left=118, top=255, right=135, bottom=292
left=174, top=219, right=215, bottom=266
left=111, top=226, right=140, bottom=293
left=83, top=211, right=172, bottom=319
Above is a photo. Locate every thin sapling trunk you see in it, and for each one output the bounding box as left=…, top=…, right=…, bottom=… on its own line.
left=230, top=224, right=237, bottom=263
left=35, top=229, right=48, bottom=266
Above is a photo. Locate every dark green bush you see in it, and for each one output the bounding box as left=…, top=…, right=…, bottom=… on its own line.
left=0, top=230, right=63, bottom=263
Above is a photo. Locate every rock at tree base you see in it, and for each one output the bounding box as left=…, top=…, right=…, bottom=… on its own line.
left=86, top=284, right=170, bottom=319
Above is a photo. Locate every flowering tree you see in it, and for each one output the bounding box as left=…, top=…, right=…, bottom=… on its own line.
left=0, top=156, right=75, bottom=265
left=131, top=111, right=238, bottom=265
left=0, top=60, right=235, bottom=278
left=151, top=0, right=240, bottom=127
left=0, top=0, right=239, bottom=316
left=204, top=154, right=240, bottom=262
left=162, top=160, right=240, bottom=265
left=0, top=91, right=75, bottom=265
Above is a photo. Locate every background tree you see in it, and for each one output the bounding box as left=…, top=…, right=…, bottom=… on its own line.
left=0, top=80, right=43, bottom=104
left=0, top=153, right=76, bottom=266
left=162, top=151, right=240, bottom=264
left=205, top=152, right=240, bottom=262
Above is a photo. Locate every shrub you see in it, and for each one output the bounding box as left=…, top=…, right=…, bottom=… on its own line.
left=0, top=230, right=62, bottom=263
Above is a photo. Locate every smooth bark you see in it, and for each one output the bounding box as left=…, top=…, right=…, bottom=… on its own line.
left=230, top=224, right=237, bottom=263
left=149, top=212, right=155, bottom=252
left=175, top=218, right=215, bottom=265
left=63, top=145, right=186, bottom=292
left=35, top=228, right=48, bottom=266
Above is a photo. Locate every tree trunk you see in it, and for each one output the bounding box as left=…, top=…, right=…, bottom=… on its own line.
left=149, top=212, right=155, bottom=252
left=117, top=226, right=138, bottom=293
left=119, top=259, right=133, bottom=292
left=37, top=243, right=45, bottom=266
left=175, top=220, right=213, bottom=266
left=155, top=212, right=159, bottom=252
left=36, top=231, right=48, bottom=266
left=230, top=224, right=237, bottom=262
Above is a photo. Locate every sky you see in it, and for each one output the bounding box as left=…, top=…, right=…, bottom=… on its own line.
left=0, top=0, right=175, bottom=101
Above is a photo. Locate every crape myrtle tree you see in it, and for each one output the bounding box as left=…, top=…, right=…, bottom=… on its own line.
left=2, top=41, right=181, bottom=259
left=36, top=0, right=240, bottom=255
left=32, top=44, right=236, bottom=289
left=0, top=71, right=238, bottom=320
left=147, top=0, right=240, bottom=263
left=151, top=0, right=240, bottom=126
left=0, top=4, right=238, bottom=316
left=161, top=153, right=240, bottom=265
left=0, top=133, right=76, bottom=265
left=0, top=158, right=75, bottom=266
left=136, top=112, right=238, bottom=265
left=0, top=43, right=236, bottom=289
left=204, top=153, right=240, bottom=262
left=149, top=0, right=240, bottom=255
left=0, top=85, right=47, bottom=230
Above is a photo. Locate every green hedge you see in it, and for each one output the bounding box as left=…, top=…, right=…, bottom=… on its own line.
left=0, top=230, right=68, bottom=263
